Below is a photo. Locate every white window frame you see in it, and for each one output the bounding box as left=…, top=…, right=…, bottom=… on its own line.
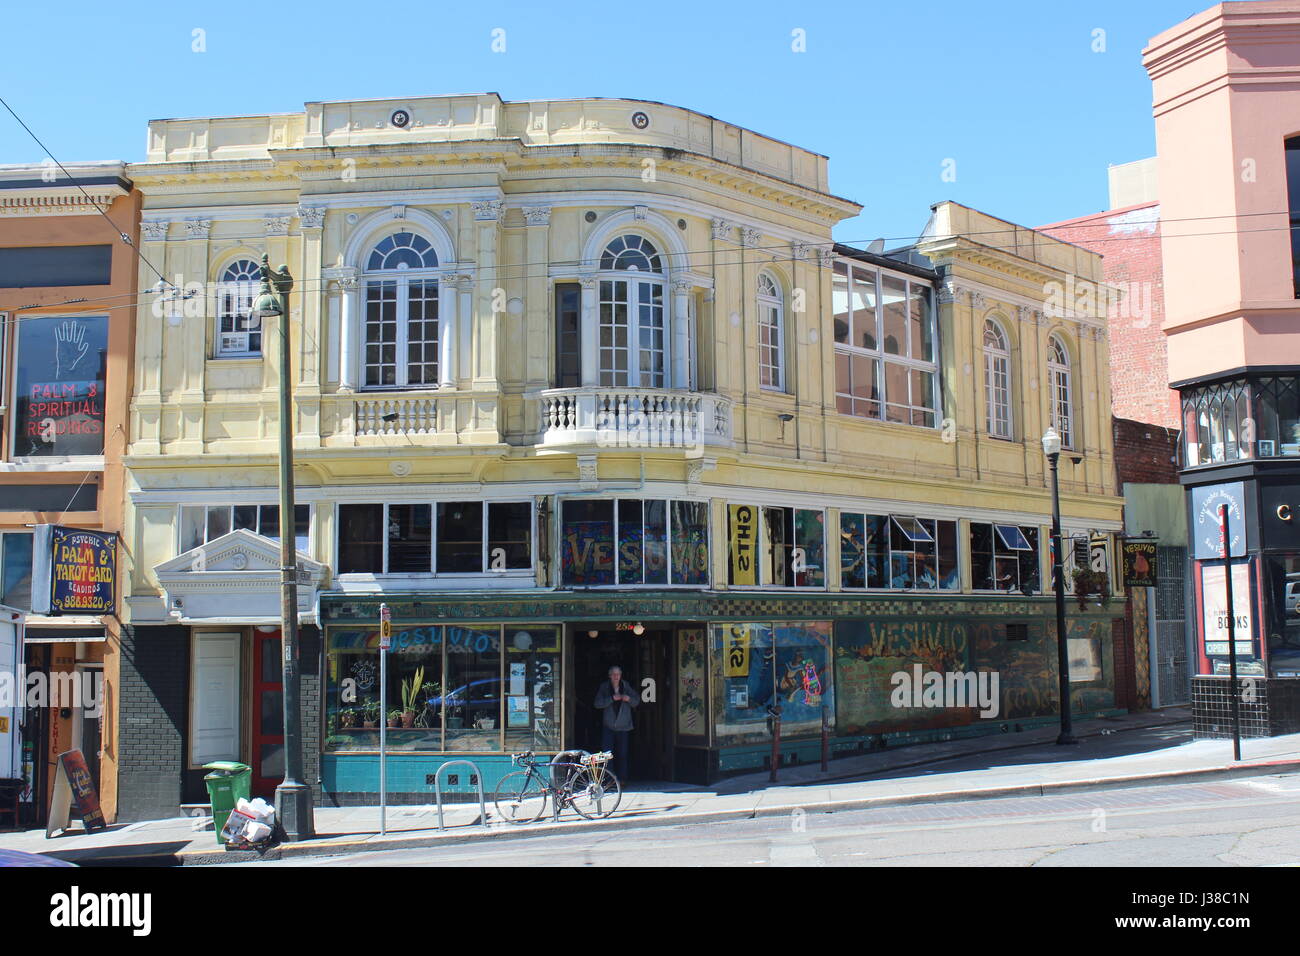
left=726, top=502, right=827, bottom=591
left=597, top=235, right=666, bottom=388
left=214, top=259, right=262, bottom=357
left=757, top=272, right=785, bottom=391
left=361, top=232, right=442, bottom=390
left=1048, top=334, right=1074, bottom=449
left=178, top=503, right=312, bottom=555
left=334, top=500, right=534, bottom=578
left=833, top=259, right=939, bottom=428
left=557, top=497, right=712, bottom=589
left=983, top=318, right=1013, bottom=440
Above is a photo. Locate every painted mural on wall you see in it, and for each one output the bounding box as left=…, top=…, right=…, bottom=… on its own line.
left=676, top=628, right=706, bottom=737
left=834, top=616, right=1115, bottom=735
left=711, top=621, right=833, bottom=745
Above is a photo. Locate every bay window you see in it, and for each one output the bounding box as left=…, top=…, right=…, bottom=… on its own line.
left=559, top=497, right=709, bottom=586
left=833, top=259, right=938, bottom=427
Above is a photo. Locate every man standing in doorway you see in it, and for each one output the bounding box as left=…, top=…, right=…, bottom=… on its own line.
left=595, top=665, right=637, bottom=782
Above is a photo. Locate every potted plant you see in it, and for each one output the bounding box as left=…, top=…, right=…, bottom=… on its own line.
left=387, top=708, right=403, bottom=729
left=361, top=698, right=380, bottom=729
left=1072, top=567, right=1111, bottom=610
left=338, top=707, right=358, bottom=730
left=400, top=666, right=424, bottom=729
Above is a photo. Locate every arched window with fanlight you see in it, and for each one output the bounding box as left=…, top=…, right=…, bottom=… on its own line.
left=216, top=258, right=263, bottom=356
left=757, top=272, right=785, bottom=391
left=1047, top=334, right=1074, bottom=448
left=983, top=318, right=1012, bottom=439
left=362, top=231, right=440, bottom=388
left=597, top=235, right=665, bottom=387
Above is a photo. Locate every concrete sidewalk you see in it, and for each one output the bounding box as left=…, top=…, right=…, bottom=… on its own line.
left=5, top=708, right=1297, bottom=866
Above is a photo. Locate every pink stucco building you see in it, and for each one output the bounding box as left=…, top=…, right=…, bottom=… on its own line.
left=1144, top=1, right=1300, bottom=733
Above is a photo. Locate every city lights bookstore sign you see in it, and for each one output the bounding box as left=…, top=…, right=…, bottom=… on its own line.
left=31, top=525, right=118, bottom=616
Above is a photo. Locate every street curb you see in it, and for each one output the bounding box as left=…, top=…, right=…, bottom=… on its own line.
left=133, top=755, right=1300, bottom=867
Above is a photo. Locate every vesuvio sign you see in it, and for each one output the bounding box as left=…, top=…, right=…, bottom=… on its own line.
left=30, top=525, right=117, bottom=616
left=13, top=315, right=108, bottom=459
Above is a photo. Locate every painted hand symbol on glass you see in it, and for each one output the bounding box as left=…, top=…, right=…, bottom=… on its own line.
left=54, top=320, right=90, bottom=377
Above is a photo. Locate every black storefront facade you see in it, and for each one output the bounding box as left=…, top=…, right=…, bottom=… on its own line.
left=1180, top=370, right=1300, bottom=736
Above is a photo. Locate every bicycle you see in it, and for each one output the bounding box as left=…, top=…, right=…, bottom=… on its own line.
left=493, top=750, right=622, bottom=823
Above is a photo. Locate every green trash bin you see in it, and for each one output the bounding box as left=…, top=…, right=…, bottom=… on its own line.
left=202, top=761, right=251, bottom=845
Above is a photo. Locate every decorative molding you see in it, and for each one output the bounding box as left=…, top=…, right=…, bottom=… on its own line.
left=969, top=291, right=987, bottom=311
left=577, top=455, right=598, bottom=489
left=391, top=204, right=407, bottom=221
left=141, top=220, right=169, bottom=242
left=185, top=218, right=212, bottom=240
left=790, top=240, right=811, bottom=261
left=816, top=246, right=835, bottom=269
left=633, top=204, right=649, bottom=221
left=672, top=278, right=693, bottom=295
left=711, top=217, right=733, bottom=241
left=471, top=199, right=504, bottom=221
left=297, top=205, right=325, bottom=230
left=740, top=226, right=762, bottom=248
left=522, top=204, right=552, bottom=226
left=264, top=215, right=290, bottom=237
left=578, top=274, right=598, bottom=290
left=937, top=278, right=960, bottom=304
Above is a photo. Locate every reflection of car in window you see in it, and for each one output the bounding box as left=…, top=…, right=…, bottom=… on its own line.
left=1286, top=580, right=1300, bottom=617
left=428, top=678, right=501, bottom=728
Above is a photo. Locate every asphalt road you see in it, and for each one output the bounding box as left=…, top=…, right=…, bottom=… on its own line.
left=232, top=771, right=1300, bottom=867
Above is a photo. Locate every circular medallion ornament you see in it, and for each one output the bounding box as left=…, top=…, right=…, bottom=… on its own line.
left=631, top=111, right=650, bottom=130
left=390, top=461, right=412, bottom=478
left=231, top=552, right=248, bottom=570
left=585, top=211, right=597, bottom=223
left=390, top=109, right=411, bottom=129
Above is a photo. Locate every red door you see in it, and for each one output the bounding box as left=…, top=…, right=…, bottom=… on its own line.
left=251, top=629, right=284, bottom=798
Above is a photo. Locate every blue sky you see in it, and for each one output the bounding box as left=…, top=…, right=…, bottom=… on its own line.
left=1, top=0, right=1203, bottom=242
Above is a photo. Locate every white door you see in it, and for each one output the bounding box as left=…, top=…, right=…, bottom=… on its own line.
left=0, top=620, right=18, bottom=780
left=190, top=631, right=241, bottom=766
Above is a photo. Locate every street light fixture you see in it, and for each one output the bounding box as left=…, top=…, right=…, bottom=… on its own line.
left=250, top=254, right=316, bottom=839
left=1041, top=426, right=1077, bottom=745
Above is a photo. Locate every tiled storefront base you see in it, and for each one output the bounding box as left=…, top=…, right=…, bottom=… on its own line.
left=1191, top=676, right=1300, bottom=738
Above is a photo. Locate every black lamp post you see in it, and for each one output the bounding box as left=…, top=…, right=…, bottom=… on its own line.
left=250, top=254, right=316, bottom=839
left=1042, top=426, right=1077, bottom=746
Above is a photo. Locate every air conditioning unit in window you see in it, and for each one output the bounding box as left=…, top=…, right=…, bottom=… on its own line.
left=220, top=332, right=250, bottom=353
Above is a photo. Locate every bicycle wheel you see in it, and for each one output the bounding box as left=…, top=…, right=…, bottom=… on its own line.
left=568, top=765, right=622, bottom=820
left=493, top=771, right=548, bottom=824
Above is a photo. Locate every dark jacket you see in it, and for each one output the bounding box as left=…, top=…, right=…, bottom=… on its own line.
left=594, top=678, right=638, bottom=731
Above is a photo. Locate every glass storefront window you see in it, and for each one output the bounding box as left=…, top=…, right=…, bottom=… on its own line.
left=970, top=522, right=1040, bottom=594
left=711, top=621, right=833, bottom=746
left=443, top=625, right=501, bottom=752
left=325, top=622, right=561, bottom=753
left=729, top=505, right=825, bottom=588
left=503, top=626, right=561, bottom=751
left=841, top=512, right=956, bottom=591
left=1261, top=554, right=1300, bottom=677
left=0, top=532, right=33, bottom=610
left=670, top=500, right=709, bottom=585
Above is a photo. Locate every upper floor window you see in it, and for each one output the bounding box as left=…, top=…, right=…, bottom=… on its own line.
left=1182, top=378, right=1251, bottom=465
left=337, top=500, right=532, bottom=575
left=0, top=531, right=33, bottom=610
left=757, top=272, right=785, bottom=391
left=11, top=313, right=108, bottom=460
left=726, top=504, right=825, bottom=588
left=216, top=259, right=262, bottom=356
left=180, top=503, right=311, bottom=555
left=1287, top=137, right=1300, bottom=297
left=833, top=260, right=938, bottom=427
left=969, top=522, right=1040, bottom=594
left=983, top=319, right=1012, bottom=439
left=839, top=512, right=958, bottom=591
left=1047, top=334, right=1074, bottom=449
left=560, top=498, right=709, bottom=586
left=598, top=235, right=665, bottom=387
left=363, top=231, right=440, bottom=389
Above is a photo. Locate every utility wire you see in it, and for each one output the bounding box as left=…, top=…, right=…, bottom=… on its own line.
left=0, top=94, right=174, bottom=291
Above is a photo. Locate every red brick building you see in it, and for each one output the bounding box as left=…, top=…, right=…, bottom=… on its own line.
left=1041, top=161, right=1191, bottom=711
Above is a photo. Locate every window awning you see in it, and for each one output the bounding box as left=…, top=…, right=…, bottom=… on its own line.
left=890, top=516, right=934, bottom=544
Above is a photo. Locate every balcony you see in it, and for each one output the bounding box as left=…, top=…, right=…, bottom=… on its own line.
left=534, top=386, right=733, bottom=450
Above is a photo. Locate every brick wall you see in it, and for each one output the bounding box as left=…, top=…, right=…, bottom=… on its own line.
left=1113, top=416, right=1181, bottom=485
left=116, top=624, right=189, bottom=823
left=1040, top=203, right=1178, bottom=428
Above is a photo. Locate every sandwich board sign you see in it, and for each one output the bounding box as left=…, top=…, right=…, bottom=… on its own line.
left=46, top=749, right=106, bottom=837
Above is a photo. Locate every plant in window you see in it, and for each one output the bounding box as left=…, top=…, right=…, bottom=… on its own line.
left=1072, top=567, right=1110, bottom=609
left=387, top=708, right=403, bottom=728
left=338, top=707, right=358, bottom=730
left=400, top=665, right=425, bottom=727
left=361, top=698, right=380, bottom=729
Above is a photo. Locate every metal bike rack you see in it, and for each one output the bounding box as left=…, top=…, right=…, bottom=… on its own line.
left=432, top=760, right=486, bottom=832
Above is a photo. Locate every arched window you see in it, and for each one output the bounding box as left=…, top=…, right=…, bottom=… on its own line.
left=216, top=258, right=262, bottom=356
left=598, top=235, right=665, bottom=387
left=362, top=231, right=440, bottom=388
left=983, top=319, right=1012, bottom=439
left=757, top=272, right=785, bottom=390
left=1047, top=334, right=1074, bottom=448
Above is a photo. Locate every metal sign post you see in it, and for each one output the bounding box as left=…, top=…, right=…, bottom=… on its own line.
left=379, top=603, right=392, bottom=835
left=1218, top=506, right=1243, bottom=762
